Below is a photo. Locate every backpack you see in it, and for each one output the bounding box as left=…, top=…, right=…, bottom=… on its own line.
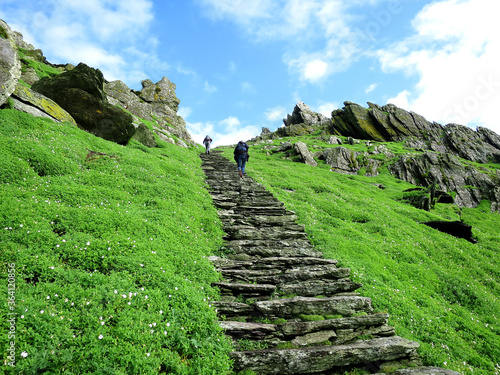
left=236, top=143, right=247, bottom=155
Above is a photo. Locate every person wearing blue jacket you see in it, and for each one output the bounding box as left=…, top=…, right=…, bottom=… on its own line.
left=233, top=141, right=249, bottom=178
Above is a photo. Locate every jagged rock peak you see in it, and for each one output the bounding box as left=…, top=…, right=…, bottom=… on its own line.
left=283, top=101, right=329, bottom=127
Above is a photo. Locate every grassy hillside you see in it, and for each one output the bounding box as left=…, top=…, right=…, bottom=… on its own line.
left=220, top=137, right=500, bottom=375
left=0, top=110, right=233, bottom=374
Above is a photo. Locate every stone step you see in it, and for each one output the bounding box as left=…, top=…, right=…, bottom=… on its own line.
left=219, top=265, right=351, bottom=284
left=223, top=242, right=323, bottom=259
left=215, top=296, right=373, bottom=320
left=209, top=256, right=337, bottom=270
left=230, top=336, right=420, bottom=375
left=278, top=279, right=362, bottom=297
left=221, top=314, right=396, bottom=348
left=214, top=282, right=277, bottom=299
left=224, top=227, right=308, bottom=241
left=253, top=296, right=373, bottom=319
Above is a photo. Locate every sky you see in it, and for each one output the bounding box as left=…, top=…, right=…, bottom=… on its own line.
left=2, top=0, right=499, bottom=147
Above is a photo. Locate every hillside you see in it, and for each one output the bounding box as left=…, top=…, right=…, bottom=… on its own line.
left=1, top=17, right=500, bottom=375
left=0, top=109, right=233, bottom=374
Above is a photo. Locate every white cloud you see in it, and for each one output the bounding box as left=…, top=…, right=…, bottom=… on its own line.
left=204, top=81, right=218, bottom=94
left=265, top=106, right=286, bottom=121
left=379, top=0, right=500, bottom=133
left=187, top=117, right=259, bottom=148
left=199, top=0, right=363, bottom=83
left=178, top=107, right=192, bottom=120
left=2, top=0, right=159, bottom=88
left=303, top=59, right=329, bottom=82
left=365, top=83, right=378, bottom=94
left=315, top=102, right=339, bottom=118
left=220, top=116, right=241, bottom=129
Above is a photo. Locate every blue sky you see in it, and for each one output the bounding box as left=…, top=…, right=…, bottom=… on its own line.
left=2, top=0, right=499, bottom=147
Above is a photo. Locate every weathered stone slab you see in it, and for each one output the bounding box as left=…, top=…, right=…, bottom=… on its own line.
left=254, top=296, right=373, bottom=318
left=213, top=301, right=253, bottom=317
left=214, top=282, right=276, bottom=295
left=220, top=321, right=277, bottom=340
left=381, top=367, right=462, bottom=375
left=280, top=313, right=390, bottom=336
left=230, top=336, right=419, bottom=374
left=279, top=279, right=362, bottom=296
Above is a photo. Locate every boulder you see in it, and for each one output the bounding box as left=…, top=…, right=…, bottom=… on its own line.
left=283, top=101, right=329, bottom=127
left=0, top=20, right=22, bottom=106
left=294, top=141, right=317, bottom=167
left=324, top=147, right=360, bottom=175
left=12, top=83, right=76, bottom=124
left=132, top=123, right=157, bottom=148
left=32, top=63, right=135, bottom=145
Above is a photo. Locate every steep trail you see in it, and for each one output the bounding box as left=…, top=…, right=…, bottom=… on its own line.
left=200, top=150, right=460, bottom=375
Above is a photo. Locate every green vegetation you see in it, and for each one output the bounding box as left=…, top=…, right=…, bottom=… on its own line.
left=17, top=49, right=61, bottom=81
left=221, top=137, right=500, bottom=375
left=2, top=107, right=499, bottom=374
left=0, top=109, right=232, bottom=374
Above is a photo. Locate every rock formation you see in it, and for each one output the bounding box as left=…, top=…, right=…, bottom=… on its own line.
left=252, top=100, right=500, bottom=211
left=0, top=19, right=193, bottom=147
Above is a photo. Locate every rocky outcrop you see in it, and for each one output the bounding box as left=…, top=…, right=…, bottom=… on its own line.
left=11, top=83, right=76, bottom=124
left=390, top=151, right=499, bottom=209
left=283, top=101, right=330, bottom=127
left=0, top=19, right=192, bottom=148
left=32, top=63, right=135, bottom=145
left=105, top=78, right=195, bottom=146
left=331, top=101, right=500, bottom=165
left=0, top=20, right=22, bottom=107
left=199, top=151, right=459, bottom=375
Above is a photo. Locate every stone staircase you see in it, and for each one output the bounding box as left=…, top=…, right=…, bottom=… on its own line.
left=200, top=150, right=459, bottom=375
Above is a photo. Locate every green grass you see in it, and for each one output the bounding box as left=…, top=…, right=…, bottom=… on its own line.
left=221, top=139, right=500, bottom=375
left=0, top=109, right=233, bottom=374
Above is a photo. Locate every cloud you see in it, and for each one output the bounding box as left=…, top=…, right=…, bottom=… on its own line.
left=199, top=0, right=363, bottom=83
left=187, top=116, right=259, bottom=147
left=379, top=0, right=500, bottom=133
left=178, top=107, right=192, bottom=120
left=265, top=106, right=286, bottom=121
left=204, top=81, right=218, bottom=94
left=365, top=83, right=378, bottom=94
left=220, top=116, right=241, bottom=129
left=1, top=0, right=159, bottom=88
left=241, top=81, right=256, bottom=94
left=314, top=102, right=339, bottom=118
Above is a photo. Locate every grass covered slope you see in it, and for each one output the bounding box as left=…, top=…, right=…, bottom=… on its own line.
left=221, top=138, right=500, bottom=375
left=0, top=110, right=232, bottom=374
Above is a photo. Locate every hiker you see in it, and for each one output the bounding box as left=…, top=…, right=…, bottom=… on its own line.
left=203, top=135, right=212, bottom=154
left=233, top=140, right=249, bottom=178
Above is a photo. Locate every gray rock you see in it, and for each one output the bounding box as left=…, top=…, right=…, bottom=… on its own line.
left=390, top=151, right=499, bottom=208
left=254, top=296, right=373, bottom=319
left=283, top=101, right=329, bottom=127
left=21, top=66, right=39, bottom=86
left=324, top=147, right=360, bottom=174
left=32, top=63, right=135, bottom=145
left=294, top=141, right=318, bottom=167
left=388, top=367, right=462, bottom=375
left=231, top=336, right=419, bottom=374
left=12, top=83, right=76, bottom=124
left=0, top=20, right=21, bottom=106
left=132, top=123, right=157, bottom=147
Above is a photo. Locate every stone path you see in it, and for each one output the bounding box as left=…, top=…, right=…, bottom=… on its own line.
left=200, top=150, right=460, bottom=375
